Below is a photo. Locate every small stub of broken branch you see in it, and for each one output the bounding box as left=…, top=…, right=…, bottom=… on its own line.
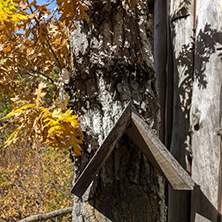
left=18, top=207, right=72, bottom=222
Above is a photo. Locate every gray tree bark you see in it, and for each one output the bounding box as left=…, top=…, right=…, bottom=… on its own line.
left=167, top=0, right=222, bottom=221
left=190, top=1, right=222, bottom=221
left=18, top=207, right=72, bottom=222
left=163, top=1, right=194, bottom=221
left=153, top=0, right=167, bottom=142
left=68, top=0, right=166, bottom=221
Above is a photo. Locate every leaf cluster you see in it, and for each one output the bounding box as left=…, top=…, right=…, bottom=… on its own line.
left=0, top=0, right=89, bottom=154
left=0, top=0, right=144, bottom=153
left=1, top=82, right=83, bottom=156
left=0, top=0, right=90, bottom=103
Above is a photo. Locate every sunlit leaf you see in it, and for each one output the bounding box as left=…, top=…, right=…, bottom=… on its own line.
left=3, top=104, right=36, bottom=119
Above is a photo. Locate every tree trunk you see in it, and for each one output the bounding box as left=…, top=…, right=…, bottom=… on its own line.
left=68, top=1, right=166, bottom=221
left=167, top=0, right=222, bottom=221
left=153, top=0, right=167, bottom=142
left=190, top=1, right=222, bottom=221
left=166, top=0, right=194, bottom=221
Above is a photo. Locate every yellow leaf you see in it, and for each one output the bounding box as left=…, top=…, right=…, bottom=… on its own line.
left=5, top=125, right=23, bottom=146
left=48, top=124, right=64, bottom=134
left=70, top=118, right=79, bottom=128
left=3, top=104, right=36, bottom=119
left=35, top=82, right=47, bottom=106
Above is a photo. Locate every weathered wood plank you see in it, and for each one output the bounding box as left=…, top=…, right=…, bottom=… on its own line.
left=71, top=104, right=131, bottom=197
left=131, top=112, right=194, bottom=190
left=191, top=0, right=222, bottom=212
left=71, top=104, right=194, bottom=198
left=195, top=214, right=212, bottom=222
left=190, top=184, right=220, bottom=222
left=126, top=122, right=162, bottom=173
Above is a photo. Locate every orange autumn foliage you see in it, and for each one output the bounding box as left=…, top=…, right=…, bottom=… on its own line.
left=0, top=0, right=141, bottom=153
left=0, top=0, right=87, bottom=154
left=0, top=142, right=73, bottom=221
left=0, top=0, right=144, bottom=220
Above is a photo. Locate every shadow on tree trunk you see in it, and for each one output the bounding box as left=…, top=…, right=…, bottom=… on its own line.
left=191, top=184, right=221, bottom=222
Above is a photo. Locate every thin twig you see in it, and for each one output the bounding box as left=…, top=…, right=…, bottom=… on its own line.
left=27, top=0, right=62, bottom=69
left=45, top=38, right=62, bottom=69
left=19, top=70, right=56, bottom=85
left=16, top=62, right=56, bottom=84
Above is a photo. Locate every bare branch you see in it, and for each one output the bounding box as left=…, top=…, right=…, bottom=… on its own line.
left=20, top=70, right=56, bottom=85
left=18, top=207, right=72, bottom=222
left=14, top=59, right=56, bottom=85
left=45, top=38, right=63, bottom=70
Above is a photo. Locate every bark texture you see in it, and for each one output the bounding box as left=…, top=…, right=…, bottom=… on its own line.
left=168, top=0, right=194, bottom=221
left=68, top=1, right=166, bottom=221
left=153, top=0, right=167, bottom=142
left=190, top=1, right=222, bottom=221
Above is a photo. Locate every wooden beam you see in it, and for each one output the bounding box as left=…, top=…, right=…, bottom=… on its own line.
left=71, top=103, right=131, bottom=197
left=131, top=112, right=194, bottom=190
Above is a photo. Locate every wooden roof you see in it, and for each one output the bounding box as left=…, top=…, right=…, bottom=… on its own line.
left=71, top=103, right=194, bottom=197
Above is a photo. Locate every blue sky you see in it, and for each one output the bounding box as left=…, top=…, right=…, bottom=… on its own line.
left=37, top=0, right=57, bottom=11
left=16, top=1, right=59, bottom=34
left=32, top=0, right=60, bottom=21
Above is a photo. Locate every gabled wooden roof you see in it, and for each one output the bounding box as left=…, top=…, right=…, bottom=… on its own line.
left=71, top=103, right=194, bottom=197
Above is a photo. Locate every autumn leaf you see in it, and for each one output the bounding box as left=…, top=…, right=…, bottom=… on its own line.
left=3, top=82, right=83, bottom=156
left=79, top=4, right=89, bottom=23
left=34, top=82, right=47, bottom=107
left=0, top=142, right=73, bottom=221
left=0, top=0, right=142, bottom=185
left=3, top=104, right=36, bottom=119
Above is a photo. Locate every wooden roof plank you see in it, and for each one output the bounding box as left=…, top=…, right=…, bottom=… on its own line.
left=71, top=104, right=131, bottom=197
left=71, top=103, right=194, bottom=197
left=126, top=122, right=163, bottom=173
left=131, top=111, right=194, bottom=190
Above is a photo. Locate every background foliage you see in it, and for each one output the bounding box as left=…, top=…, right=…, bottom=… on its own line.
left=0, top=142, right=73, bottom=221
left=0, top=0, right=139, bottom=220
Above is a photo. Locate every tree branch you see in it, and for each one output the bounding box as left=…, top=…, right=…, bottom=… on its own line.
left=16, top=59, right=56, bottom=85
left=27, top=0, right=62, bottom=69
left=21, top=70, right=56, bottom=85
left=45, top=38, right=63, bottom=70
left=18, top=207, right=72, bottom=222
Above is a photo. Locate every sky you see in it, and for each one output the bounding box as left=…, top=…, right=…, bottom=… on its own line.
left=15, top=0, right=59, bottom=34
left=37, top=0, right=57, bottom=11
left=32, top=0, right=60, bottom=21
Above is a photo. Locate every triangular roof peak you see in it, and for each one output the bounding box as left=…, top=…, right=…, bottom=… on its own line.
left=71, top=102, right=194, bottom=197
